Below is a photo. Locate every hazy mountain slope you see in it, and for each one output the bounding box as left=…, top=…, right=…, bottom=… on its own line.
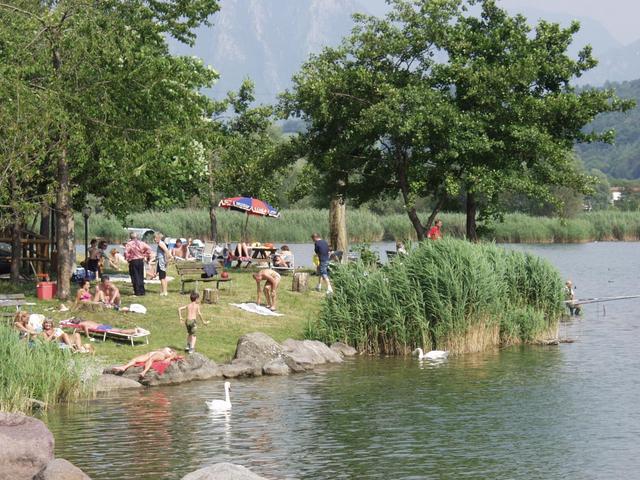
left=168, top=0, right=372, bottom=102
left=575, top=79, right=640, bottom=179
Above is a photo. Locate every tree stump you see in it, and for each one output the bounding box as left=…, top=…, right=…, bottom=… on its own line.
left=292, top=272, right=309, bottom=292
left=203, top=288, right=218, bottom=304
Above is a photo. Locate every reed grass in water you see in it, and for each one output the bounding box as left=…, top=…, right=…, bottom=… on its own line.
left=308, top=238, right=564, bottom=355
left=0, top=325, right=94, bottom=413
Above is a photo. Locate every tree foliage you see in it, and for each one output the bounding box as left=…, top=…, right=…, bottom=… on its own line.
left=283, top=0, right=634, bottom=240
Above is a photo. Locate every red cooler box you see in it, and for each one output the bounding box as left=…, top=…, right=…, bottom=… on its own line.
left=36, top=281, right=57, bottom=300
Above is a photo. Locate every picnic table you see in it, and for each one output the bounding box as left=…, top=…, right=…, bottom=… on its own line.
left=251, top=246, right=277, bottom=260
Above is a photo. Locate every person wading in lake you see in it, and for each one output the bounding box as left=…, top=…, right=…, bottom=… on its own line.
left=427, top=219, right=443, bottom=240
left=564, top=280, right=581, bottom=316
left=312, top=233, right=333, bottom=294
left=125, top=232, right=152, bottom=296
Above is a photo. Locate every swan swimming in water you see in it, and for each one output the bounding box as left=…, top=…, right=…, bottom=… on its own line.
left=413, top=348, right=449, bottom=361
left=206, top=381, right=232, bottom=411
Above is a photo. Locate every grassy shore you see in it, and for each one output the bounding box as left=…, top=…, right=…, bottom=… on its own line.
left=82, top=208, right=640, bottom=244
left=2, top=266, right=323, bottom=365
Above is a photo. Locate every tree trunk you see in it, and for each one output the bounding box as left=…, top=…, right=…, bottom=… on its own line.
left=466, top=189, right=478, bottom=242
left=395, top=150, right=427, bottom=240
left=329, top=194, right=348, bottom=255
left=56, top=145, right=74, bottom=300
left=208, top=155, right=217, bottom=242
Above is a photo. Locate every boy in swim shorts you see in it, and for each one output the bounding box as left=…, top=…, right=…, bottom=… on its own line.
left=178, top=291, right=209, bottom=353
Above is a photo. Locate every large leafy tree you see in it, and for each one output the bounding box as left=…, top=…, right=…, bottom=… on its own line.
left=284, top=0, right=633, bottom=241
left=0, top=0, right=219, bottom=298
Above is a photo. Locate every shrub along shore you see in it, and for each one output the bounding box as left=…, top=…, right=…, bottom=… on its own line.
left=309, top=238, right=564, bottom=355
left=81, top=208, right=640, bottom=244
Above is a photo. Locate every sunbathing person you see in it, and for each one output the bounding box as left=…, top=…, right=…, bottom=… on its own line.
left=253, top=268, right=281, bottom=311
left=94, top=275, right=121, bottom=308
left=14, top=311, right=38, bottom=340
left=108, top=248, right=127, bottom=270
left=41, top=319, right=83, bottom=350
left=171, top=238, right=193, bottom=260
left=74, top=279, right=94, bottom=307
left=65, top=318, right=145, bottom=338
left=112, top=347, right=178, bottom=378
left=273, top=245, right=294, bottom=268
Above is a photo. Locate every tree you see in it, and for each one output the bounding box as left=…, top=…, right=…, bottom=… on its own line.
left=200, top=80, right=285, bottom=242
left=283, top=0, right=633, bottom=241
left=0, top=0, right=220, bottom=298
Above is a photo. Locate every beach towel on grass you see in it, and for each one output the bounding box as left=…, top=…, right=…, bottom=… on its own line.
left=230, top=303, right=284, bottom=316
left=134, top=355, right=183, bottom=375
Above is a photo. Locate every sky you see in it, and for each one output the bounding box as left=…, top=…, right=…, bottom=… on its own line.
left=501, top=0, right=640, bottom=45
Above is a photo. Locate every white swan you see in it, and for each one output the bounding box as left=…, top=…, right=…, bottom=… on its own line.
left=413, top=348, right=449, bottom=361
left=206, top=381, right=232, bottom=411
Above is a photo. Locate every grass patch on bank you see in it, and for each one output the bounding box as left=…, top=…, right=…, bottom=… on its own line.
left=4, top=266, right=323, bottom=366
left=0, top=324, right=95, bottom=413
left=308, top=238, right=564, bottom=355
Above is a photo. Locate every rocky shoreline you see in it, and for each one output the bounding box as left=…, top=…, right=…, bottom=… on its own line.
left=1, top=333, right=356, bottom=479
left=98, top=332, right=357, bottom=392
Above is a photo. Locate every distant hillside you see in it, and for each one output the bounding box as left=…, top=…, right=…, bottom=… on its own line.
left=168, top=0, right=387, bottom=103
left=168, top=0, right=639, bottom=104
left=575, top=79, right=640, bottom=179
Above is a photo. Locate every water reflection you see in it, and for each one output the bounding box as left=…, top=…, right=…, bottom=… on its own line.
left=44, top=243, right=640, bottom=479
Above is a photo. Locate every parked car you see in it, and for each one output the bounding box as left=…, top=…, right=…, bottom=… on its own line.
left=0, top=242, right=11, bottom=275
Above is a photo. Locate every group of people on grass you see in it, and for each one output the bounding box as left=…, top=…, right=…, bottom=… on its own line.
left=75, top=276, right=121, bottom=309
left=13, top=311, right=94, bottom=353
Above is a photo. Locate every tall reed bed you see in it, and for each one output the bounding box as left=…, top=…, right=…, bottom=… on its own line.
left=0, top=325, right=95, bottom=413
left=79, top=207, right=640, bottom=244
left=79, top=208, right=386, bottom=243
left=308, top=238, right=564, bottom=355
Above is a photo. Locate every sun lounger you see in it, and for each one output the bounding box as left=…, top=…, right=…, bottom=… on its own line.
left=60, top=319, right=150, bottom=346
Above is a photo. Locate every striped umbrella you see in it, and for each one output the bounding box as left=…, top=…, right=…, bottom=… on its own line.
left=218, top=197, right=280, bottom=241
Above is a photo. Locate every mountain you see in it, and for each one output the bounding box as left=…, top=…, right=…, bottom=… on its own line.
left=575, top=79, right=640, bottom=179
left=169, top=0, right=640, bottom=104
left=168, top=0, right=387, bottom=103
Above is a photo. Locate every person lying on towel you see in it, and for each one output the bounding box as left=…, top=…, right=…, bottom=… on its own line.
left=112, top=347, right=178, bottom=379
left=65, top=318, right=145, bottom=339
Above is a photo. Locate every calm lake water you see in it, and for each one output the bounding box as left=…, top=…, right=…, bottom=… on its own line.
left=44, top=243, right=640, bottom=479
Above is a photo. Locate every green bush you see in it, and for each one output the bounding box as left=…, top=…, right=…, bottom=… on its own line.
left=308, top=238, right=563, bottom=355
left=0, top=325, right=95, bottom=413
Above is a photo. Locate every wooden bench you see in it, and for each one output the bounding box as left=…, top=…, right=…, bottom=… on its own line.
left=175, top=262, right=219, bottom=294
left=0, top=293, right=27, bottom=320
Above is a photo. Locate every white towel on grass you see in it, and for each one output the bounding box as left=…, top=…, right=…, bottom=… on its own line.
left=230, top=303, right=283, bottom=316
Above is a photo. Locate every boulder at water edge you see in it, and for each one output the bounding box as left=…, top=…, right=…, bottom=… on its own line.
left=281, top=339, right=343, bottom=368
left=104, top=352, right=222, bottom=386
left=33, top=459, right=91, bottom=480
left=0, top=413, right=54, bottom=480
left=182, top=463, right=268, bottom=480
left=330, top=342, right=357, bottom=357
left=95, top=374, right=142, bottom=393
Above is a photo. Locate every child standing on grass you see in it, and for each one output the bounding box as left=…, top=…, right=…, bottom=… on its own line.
left=178, top=291, right=209, bottom=353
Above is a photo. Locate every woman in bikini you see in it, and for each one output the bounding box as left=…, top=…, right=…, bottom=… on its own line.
left=112, top=347, right=178, bottom=378
left=74, top=279, right=94, bottom=308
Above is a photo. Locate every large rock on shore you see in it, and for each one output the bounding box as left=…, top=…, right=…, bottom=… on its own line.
left=104, top=353, right=222, bottom=386
left=224, top=332, right=291, bottom=378
left=281, top=339, right=343, bottom=368
left=33, top=459, right=91, bottom=480
left=95, top=374, right=142, bottom=393
left=182, top=463, right=268, bottom=480
left=0, top=413, right=54, bottom=480
left=330, top=342, right=357, bottom=357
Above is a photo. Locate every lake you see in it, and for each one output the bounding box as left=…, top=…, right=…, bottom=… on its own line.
left=44, top=242, right=640, bottom=479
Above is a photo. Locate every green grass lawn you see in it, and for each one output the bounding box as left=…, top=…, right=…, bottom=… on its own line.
left=2, top=266, right=323, bottom=365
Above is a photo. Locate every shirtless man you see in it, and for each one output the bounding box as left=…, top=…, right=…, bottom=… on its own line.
left=253, top=269, right=281, bottom=311
left=94, top=275, right=121, bottom=308
left=112, top=347, right=178, bottom=378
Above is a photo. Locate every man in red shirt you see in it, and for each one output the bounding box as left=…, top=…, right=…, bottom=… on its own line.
left=427, top=219, right=443, bottom=240
left=125, top=232, right=152, bottom=296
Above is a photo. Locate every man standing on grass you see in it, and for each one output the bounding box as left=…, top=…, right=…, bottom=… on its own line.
left=125, top=232, right=152, bottom=296
left=312, top=233, right=333, bottom=294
